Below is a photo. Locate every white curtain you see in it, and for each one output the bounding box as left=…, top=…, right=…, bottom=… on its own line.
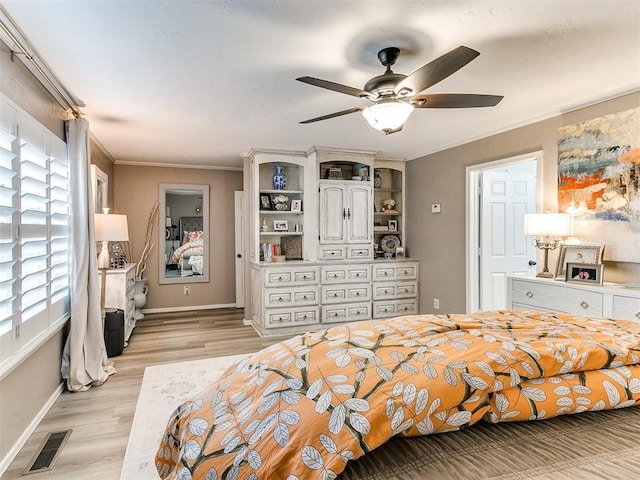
left=61, top=118, right=115, bottom=392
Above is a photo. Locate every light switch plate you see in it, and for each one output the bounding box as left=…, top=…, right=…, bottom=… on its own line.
left=431, top=203, right=442, bottom=213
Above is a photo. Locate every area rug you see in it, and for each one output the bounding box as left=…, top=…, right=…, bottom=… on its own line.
left=120, top=354, right=247, bottom=480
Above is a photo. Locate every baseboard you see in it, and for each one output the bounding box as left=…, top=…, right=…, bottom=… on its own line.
left=142, top=303, right=238, bottom=314
left=0, top=382, right=65, bottom=476
left=242, top=318, right=252, bottom=326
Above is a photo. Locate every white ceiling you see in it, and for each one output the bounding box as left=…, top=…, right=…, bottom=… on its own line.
left=2, top=1, right=639, bottom=170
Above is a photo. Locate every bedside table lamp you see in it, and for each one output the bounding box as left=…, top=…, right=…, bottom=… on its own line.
left=524, top=213, right=572, bottom=278
left=94, top=209, right=129, bottom=315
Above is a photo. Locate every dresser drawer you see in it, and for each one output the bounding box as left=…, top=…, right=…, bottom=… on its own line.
left=265, top=307, right=318, bottom=329
left=373, top=299, right=418, bottom=319
left=322, top=302, right=371, bottom=324
left=612, top=294, right=640, bottom=323
left=265, top=286, right=318, bottom=308
left=373, top=281, right=418, bottom=300
left=264, top=267, right=319, bottom=287
left=346, top=245, right=373, bottom=259
left=511, top=279, right=603, bottom=316
left=319, top=246, right=346, bottom=260
left=322, top=265, right=371, bottom=284
left=372, top=262, right=418, bottom=281
left=322, top=284, right=370, bottom=304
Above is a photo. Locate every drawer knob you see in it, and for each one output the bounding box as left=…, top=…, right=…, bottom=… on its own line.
left=403, top=307, right=408, bottom=311
left=278, top=297, right=283, bottom=302
left=334, top=313, right=339, bottom=317
left=580, top=301, right=589, bottom=309
left=384, top=290, right=390, bottom=294
left=303, top=315, right=307, bottom=319
left=526, top=291, right=534, bottom=299
left=383, top=271, right=388, bottom=276
left=355, top=273, right=360, bottom=277
left=356, top=311, right=361, bottom=315
left=302, top=275, right=307, bottom=279
left=333, top=293, right=338, bottom=297
left=278, top=317, right=283, bottom=322
left=303, top=295, right=308, bottom=300
left=330, top=252, right=336, bottom=256
left=278, top=276, right=283, bottom=281
left=384, top=308, right=388, bottom=312
left=355, top=292, right=360, bottom=296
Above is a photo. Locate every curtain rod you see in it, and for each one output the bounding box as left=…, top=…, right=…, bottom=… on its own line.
left=0, top=7, right=83, bottom=119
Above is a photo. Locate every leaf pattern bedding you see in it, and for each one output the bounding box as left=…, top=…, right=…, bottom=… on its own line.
left=155, top=310, right=640, bottom=480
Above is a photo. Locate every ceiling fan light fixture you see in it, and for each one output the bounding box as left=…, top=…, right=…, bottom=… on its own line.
left=362, top=100, right=414, bottom=133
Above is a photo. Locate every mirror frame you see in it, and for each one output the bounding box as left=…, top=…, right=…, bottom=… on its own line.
left=158, top=183, right=210, bottom=284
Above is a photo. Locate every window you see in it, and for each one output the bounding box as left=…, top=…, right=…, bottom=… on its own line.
left=0, top=93, right=70, bottom=373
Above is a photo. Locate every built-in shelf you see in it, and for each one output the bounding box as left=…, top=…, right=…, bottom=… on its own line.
left=260, top=211, right=303, bottom=215
left=260, top=189, right=303, bottom=194
left=260, top=232, right=303, bottom=237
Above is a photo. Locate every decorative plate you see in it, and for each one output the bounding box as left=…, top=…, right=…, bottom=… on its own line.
left=381, top=235, right=400, bottom=253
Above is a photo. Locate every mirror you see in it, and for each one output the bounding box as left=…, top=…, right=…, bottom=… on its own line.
left=158, top=183, right=210, bottom=284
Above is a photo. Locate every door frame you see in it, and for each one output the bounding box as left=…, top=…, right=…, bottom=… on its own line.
left=465, top=151, right=543, bottom=313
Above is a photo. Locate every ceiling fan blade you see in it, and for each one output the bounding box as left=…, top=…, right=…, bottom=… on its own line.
left=412, top=93, right=504, bottom=108
left=299, top=107, right=364, bottom=124
left=296, top=76, right=370, bottom=98
left=394, top=46, right=480, bottom=96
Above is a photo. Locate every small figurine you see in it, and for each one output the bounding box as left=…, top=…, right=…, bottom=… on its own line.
left=381, top=198, right=397, bottom=212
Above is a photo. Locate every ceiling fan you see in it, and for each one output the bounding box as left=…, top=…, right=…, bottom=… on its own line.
left=297, top=45, right=503, bottom=134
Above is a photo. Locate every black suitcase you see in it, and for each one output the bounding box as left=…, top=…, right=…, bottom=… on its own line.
left=104, top=308, right=125, bottom=357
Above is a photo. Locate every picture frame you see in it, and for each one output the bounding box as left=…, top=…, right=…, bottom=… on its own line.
left=565, top=262, right=604, bottom=285
left=395, top=246, right=405, bottom=258
left=270, top=193, right=290, bottom=211
left=388, top=219, right=398, bottom=232
left=273, top=220, right=288, bottom=232
left=259, top=194, right=272, bottom=211
left=291, top=199, right=302, bottom=212
left=554, top=244, right=605, bottom=280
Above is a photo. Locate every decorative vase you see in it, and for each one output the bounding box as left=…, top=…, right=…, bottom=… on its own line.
left=133, top=278, right=148, bottom=321
left=272, top=164, right=287, bottom=190
left=374, top=169, right=382, bottom=188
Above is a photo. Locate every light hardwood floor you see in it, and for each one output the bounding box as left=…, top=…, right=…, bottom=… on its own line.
left=1, top=309, right=282, bottom=480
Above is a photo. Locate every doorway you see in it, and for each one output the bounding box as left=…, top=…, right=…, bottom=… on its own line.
left=466, top=152, right=542, bottom=312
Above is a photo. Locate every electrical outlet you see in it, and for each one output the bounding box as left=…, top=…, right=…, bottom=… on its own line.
left=184, top=285, right=190, bottom=295
left=433, top=298, right=440, bottom=309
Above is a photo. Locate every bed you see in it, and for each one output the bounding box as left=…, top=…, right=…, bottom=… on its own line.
left=171, top=216, right=204, bottom=276
left=155, top=310, right=640, bottom=479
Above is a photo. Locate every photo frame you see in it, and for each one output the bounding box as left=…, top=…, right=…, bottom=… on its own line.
left=565, top=262, right=604, bottom=285
left=554, top=244, right=605, bottom=280
left=90, top=165, right=108, bottom=213
left=388, top=219, right=398, bottom=232
left=395, top=246, right=405, bottom=258
left=270, top=193, right=290, bottom=211
left=259, top=194, right=272, bottom=211
left=273, top=220, right=288, bottom=232
left=291, top=199, right=302, bottom=212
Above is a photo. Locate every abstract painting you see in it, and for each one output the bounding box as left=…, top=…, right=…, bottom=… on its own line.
left=558, top=107, right=640, bottom=262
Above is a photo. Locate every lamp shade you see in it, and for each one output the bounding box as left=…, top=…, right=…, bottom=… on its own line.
left=362, top=100, right=414, bottom=132
left=524, top=213, right=572, bottom=237
left=94, top=213, right=129, bottom=242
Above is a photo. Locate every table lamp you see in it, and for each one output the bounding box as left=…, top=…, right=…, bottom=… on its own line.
left=524, top=213, right=572, bottom=278
left=94, top=209, right=129, bottom=316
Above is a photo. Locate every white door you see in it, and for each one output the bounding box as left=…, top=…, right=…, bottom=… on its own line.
left=480, top=166, right=537, bottom=310
left=346, top=184, right=372, bottom=243
left=234, top=191, right=244, bottom=308
left=319, top=184, right=346, bottom=244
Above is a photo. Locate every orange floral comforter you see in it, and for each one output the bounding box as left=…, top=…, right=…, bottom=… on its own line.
left=155, top=311, right=640, bottom=480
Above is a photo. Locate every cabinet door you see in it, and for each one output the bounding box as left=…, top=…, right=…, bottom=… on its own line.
left=347, top=184, right=372, bottom=244
left=319, top=184, right=346, bottom=244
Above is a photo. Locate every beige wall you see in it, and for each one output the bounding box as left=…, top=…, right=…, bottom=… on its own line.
left=113, top=165, right=242, bottom=310
left=406, top=91, right=640, bottom=314
left=0, top=42, right=67, bottom=466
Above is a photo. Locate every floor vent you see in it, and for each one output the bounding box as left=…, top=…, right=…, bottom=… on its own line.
left=23, top=430, right=72, bottom=475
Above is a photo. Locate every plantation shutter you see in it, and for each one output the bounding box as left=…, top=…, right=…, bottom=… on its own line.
left=0, top=105, right=17, bottom=364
